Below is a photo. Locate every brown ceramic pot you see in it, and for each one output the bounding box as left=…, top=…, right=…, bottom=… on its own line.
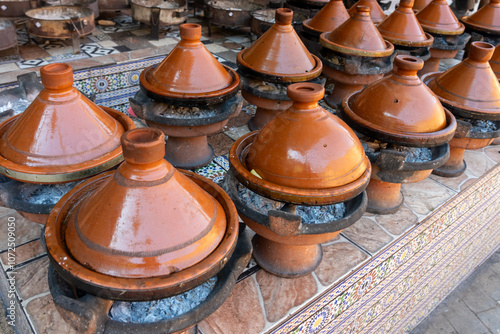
left=319, top=6, right=394, bottom=107
left=227, top=82, right=370, bottom=276
left=341, top=55, right=456, bottom=213
left=300, top=0, right=349, bottom=54
left=461, top=0, right=500, bottom=35
left=491, top=44, right=500, bottom=79
left=416, top=0, right=467, bottom=75
left=0, top=63, right=135, bottom=184
left=347, top=0, right=386, bottom=24
left=237, top=8, right=323, bottom=130
left=45, top=128, right=239, bottom=300
left=413, top=0, right=432, bottom=12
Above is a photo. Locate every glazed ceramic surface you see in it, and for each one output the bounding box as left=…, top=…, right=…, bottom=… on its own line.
left=347, top=0, right=386, bottom=24
left=461, top=0, right=500, bottom=34
left=416, top=0, right=465, bottom=35
left=302, top=0, right=349, bottom=33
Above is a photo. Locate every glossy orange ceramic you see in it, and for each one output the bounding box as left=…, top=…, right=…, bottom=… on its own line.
left=377, top=0, right=434, bottom=47
left=413, top=0, right=432, bottom=12
left=461, top=0, right=500, bottom=34
left=63, top=128, right=228, bottom=278
left=491, top=44, right=500, bottom=79
left=0, top=63, right=135, bottom=184
left=237, top=8, right=322, bottom=81
left=140, top=23, right=239, bottom=101
left=427, top=41, right=500, bottom=116
left=245, top=83, right=369, bottom=190
left=416, top=0, right=465, bottom=35
left=320, top=6, right=394, bottom=57
left=348, top=0, right=386, bottom=24
left=302, top=0, right=350, bottom=34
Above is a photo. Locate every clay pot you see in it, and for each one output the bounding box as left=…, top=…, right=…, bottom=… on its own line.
left=137, top=23, right=241, bottom=169
left=237, top=8, right=322, bottom=130
left=319, top=6, right=394, bottom=107
left=423, top=41, right=500, bottom=176
left=348, top=0, right=386, bottom=24
left=413, top=0, right=432, bottom=12
left=461, top=0, right=500, bottom=35
left=300, top=0, right=349, bottom=54
left=45, top=128, right=239, bottom=300
left=491, top=44, right=500, bottom=79
left=342, top=55, right=456, bottom=213
left=0, top=63, right=135, bottom=184
left=227, top=82, right=370, bottom=276
left=416, top=0, right=468, bottom=75
left=377, top=0, right=434, bottom=60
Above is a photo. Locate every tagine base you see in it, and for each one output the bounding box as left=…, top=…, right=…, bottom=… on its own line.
left=325, top=81, right=366, bottom=109
left=251, top=234, right=323, bottom=278
left=365, top=178, right=404, bottom=215
left=418, top=48, right=458, bottom=76
left=248, top=107, right=282, bottom=131
left=432, top=160, right=467, bottom=177
left=164, top=136, right=215, bottom=170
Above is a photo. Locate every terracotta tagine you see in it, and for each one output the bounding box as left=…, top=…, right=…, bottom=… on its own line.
left=348, top=0, right=386, bottom=24
left=416, top=0, right=470, bottom=76
left=225, top=82, right=371, bottom=277
left=300, top=0, right=350, bottom=55
left=461, top=0, right=500, bottom=46
left=491, top=44, right=500, bottom=79
left=285, top=0, right=328, bottom=20
left=45, top=128, right=250, bottom=333
left=319, top=6, right=395, bottom=108
left=423, top=42, right=500, bottom=177
left=237, top=8, right=323, bottom=130
left=413, top=0, right=432, bottom=12
left=0, top=63, right=135, bottom=224
left=377, top=0, right=434, bottom=61
left=136, top=23, right=241, bottom=169
left=341, top=55, right=456, bottom=213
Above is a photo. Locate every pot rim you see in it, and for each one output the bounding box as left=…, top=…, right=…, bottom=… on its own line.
left=381, top=31, right=434, bottom=48
left=420, top=21, right=465, bottom=36
left=341, top=91, right=457, bottom=147
left=44, top=170, right=239, bottom=301
left=0, top=106, right=135, bottom=184
left=25, top=5, right=94, bottom=20
left=320, top=32, right=395, bottom=57
left=460, top=15, right=500, bottom=35
left=229, top=132, right=371, bottom=205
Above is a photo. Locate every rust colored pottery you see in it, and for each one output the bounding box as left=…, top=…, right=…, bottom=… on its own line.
left=45, top=128, right=239, bottom=300
left=377, top=0, right=434, bottom=47
left=237, top=8, right=322, bottom=82
left=416, top=0, right=465, bottom=35
left=347, top=0, right=386, bottom=24
left=461, top=0, right=500, bottom=34
left=413, top=0, right=432, bottom=12
left=140, top=23, right=239, bottom=103
left=0, top=63, right=135, bottom=184
left=491, top=44, right=500, bottom=79
left=426, top=41, right=500, bottom=119
left=302, top=0, right=350, bottom=34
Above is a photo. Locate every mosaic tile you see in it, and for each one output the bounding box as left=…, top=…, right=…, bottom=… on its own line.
left=213, top=155, right=229, bottom=171
left=81, top=43, right=119, bottom=58
left=194, top=162, right=227, bottom=185
left=39, top=41, right=67, bottom=50
left=17, top=58, right=49, bottom=69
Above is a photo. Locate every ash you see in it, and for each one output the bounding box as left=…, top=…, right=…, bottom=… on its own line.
left=361, top=140, right=386, bottom=160
left=236, top=183, right=346, bottom=224
left=0, top=99, right=30, bottom=115
left=469, top=119, right=497, bottom=133
left=24, top=181, right=80, bottom=205
left=156, top=105, right=217, bottom=119
left=394, top=146, right=433, bottom=163
left=109, top=277, right=217, bottom=323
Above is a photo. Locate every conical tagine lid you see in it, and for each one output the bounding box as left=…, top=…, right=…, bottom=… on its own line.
left=321, top=6, right=394, bottom=56
left=413, top=0, right=432, bottom=12
left=303, top=0, right=350, bottom=33
left=64, top=128, right=227, bottom=278
left=348, top=0, right=386, bottom=24
left=416, top=0, right=465, bottom=35
left=345, top=55, right=450, bottom=135
left=245, top=83, right=369, bottom=189
left=461, top=0, right=500, bottom=34
left=0, top=63, right=133, bottom=183
left=427, top=42, right=500, bottom=115
left=490, top=44, right=500, bottom=79
left=237, top=8, right=321, bottom=81
left=140, top=23, right=239, bottom=101
left=377, top=0, right=434, bottom=46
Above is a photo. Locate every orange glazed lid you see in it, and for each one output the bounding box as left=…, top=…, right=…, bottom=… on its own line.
left=490, top=44, right=500, bottom=79
left=302, top=0, right=350, bottom=34
left=461, top=0, right=500, bottom=34
left=245, top=83, right=369, bottom=190
left=63, top=128, right=229, bottom=278
left=320, top=6, right=394, bottom=57
left=0, top=63, right=134, bottom=184
left=347, top=55, right=449, bottom=134
left=238, top=8, right=322, bottom=81
left=348, top=0, right=386, bottom=24
left=427, top=41, right=500, bottom=115
left=413, top=0, right=432, bottom=12
left=377, top=0, right=434, bottom=47
left=140, top=23, right=239, bottom=101
left=416, top=0, right=465, bottom=35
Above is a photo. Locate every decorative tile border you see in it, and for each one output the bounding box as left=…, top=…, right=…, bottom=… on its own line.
left=267, top=165, right=500, bottom=334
